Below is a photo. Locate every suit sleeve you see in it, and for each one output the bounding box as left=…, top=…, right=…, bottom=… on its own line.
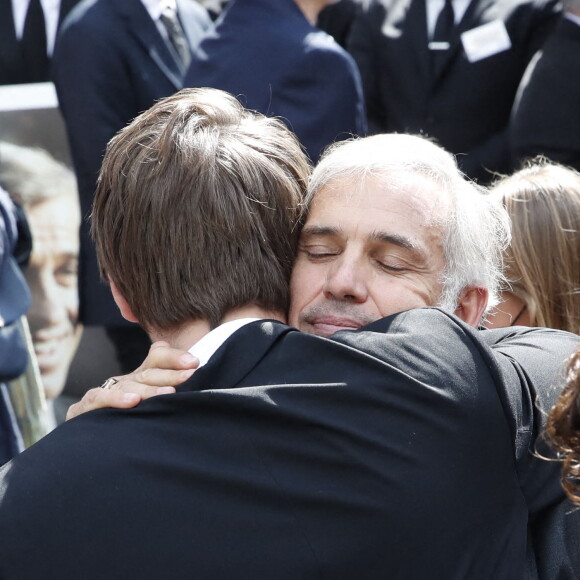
left=482, top=327, right=580, bottom=579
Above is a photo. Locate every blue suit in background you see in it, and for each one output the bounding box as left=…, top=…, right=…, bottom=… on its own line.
left=185, top=0, right=367, bottom=162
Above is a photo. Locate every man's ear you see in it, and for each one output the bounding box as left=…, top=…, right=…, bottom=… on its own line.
left=110, top=280, right=139, bottom=323
left=453, top=286, right=488, bottom=328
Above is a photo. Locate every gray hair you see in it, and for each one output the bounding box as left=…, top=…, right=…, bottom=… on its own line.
left=305, top=134, right=511, bottom=319
left=0, top=142, right=77, bottom=207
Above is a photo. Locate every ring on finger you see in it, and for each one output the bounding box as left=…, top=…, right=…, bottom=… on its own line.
left=100, top=377, right=119, bottom=390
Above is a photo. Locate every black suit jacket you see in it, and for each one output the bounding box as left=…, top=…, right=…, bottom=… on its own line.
left=0, top=0, right=81, bottom=85
left=317, top=0, right=362, bottom=48
left=510, top=16, right=580, bottom=171
left=51, top=0, right=211, bottom=326
left=184, top=0, right=366, bottom=163
left=0, top=309, right=577, bottom=579
left=348, top=0, right=559, bottom=182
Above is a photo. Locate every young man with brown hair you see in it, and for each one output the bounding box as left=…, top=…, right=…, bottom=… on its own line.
left=0, top=88, right=577, bottom=579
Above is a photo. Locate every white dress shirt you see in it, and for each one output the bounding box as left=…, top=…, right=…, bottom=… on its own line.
left=564, top=11, right=580, bottom=27
left=11, top=0, right=61, bottom=56
left=426, top=0, right=471, bottom=38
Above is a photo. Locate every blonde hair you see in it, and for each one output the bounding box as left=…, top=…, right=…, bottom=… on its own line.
left=491, top=159, right=580, bottom=334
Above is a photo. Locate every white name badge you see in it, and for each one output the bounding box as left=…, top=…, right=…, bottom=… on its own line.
left=461, top=20, right=512, bottom=63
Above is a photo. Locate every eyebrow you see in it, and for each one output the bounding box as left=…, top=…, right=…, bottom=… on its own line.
left=368, top=231, right=417, bottom=251
left=300, top=226, right=339, bottom=238
left=301, top=225, right=428, bottom=264
left=302, top=226, right=417, bottom=251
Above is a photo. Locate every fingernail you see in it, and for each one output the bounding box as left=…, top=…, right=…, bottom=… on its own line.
left=179, top=353, right=198, bottom=366
left=157, top=387, right=176, bottom=395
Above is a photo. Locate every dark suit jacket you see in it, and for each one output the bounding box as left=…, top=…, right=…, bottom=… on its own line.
left=317, top=0, right=362, bottom=48
left=510, top=16, right=580, bottom=171
left=52, top=0, right=211, bottom=326
left=0, top=309, right=577, bottom=579
left=348, top=0, right=559, bottom=182
left=184, top=0, right=367, bottom=162
left=0, top=0, right=81, bottom=85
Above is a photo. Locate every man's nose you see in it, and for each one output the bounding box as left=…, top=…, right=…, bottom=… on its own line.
left=322, top=257, right=368, bottom=302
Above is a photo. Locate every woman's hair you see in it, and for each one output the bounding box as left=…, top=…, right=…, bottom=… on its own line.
left=546, top=346, right=580, bottom=503
left=491, top=159, right=580, bottom=333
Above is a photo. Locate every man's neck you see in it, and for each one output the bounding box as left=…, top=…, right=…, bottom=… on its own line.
left=151, top=306, right=286, bottom=350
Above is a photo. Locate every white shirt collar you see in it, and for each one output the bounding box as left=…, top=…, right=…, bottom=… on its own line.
left=426, top=0, right=471, bottom=39
left=564, top=12, right=580, bottom=27
left=140, top=0, right=177, bottom=22
left=188, top=318, right=262, bottom=367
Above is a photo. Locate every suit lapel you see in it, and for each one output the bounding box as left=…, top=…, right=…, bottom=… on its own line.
left=182, top=321, right=293, bottom=392
left=113, top=0, right=183, bottom=90
left=406, top=0, right=432, bottom=93
left=383, top=0, right=432, bottom=98
left=457, top=0, right=495, bottom=33
left=58, top=0, right=80, bottom=25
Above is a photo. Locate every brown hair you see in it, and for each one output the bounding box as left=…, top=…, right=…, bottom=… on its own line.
left=546, top=346, right=580, bottom=503
left=491, top=159, right=580, bottom=333
left=92, top=88, right=310, bottom=332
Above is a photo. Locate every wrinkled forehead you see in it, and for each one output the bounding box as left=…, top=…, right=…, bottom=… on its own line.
left=307, top=170, right=454, bottom=228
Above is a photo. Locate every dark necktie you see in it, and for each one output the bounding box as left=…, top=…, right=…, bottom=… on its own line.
left=159, top=5, right=192, bottom=71
left=21, top=0, right=50, bottom=82
left=430, top=0, right=455, bottom=75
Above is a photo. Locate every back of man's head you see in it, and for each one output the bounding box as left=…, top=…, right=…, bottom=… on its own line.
left=305, top=134, right=510, bottom=316
left=92, top=88, right=310, bottom=332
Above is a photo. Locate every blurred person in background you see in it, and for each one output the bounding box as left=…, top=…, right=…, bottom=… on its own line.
left=510, top=0, right=580, bottom=172
left=0, top=142, right=81, bottom=409
left=52, top=0, right=212, bottom=374
left=347, top=0, right=560, bottom=182
left=485, top=159, right=580, bottom=333
left=0, top=0, right=81, bottom=85
left=184, top=0, right=366, bottom=163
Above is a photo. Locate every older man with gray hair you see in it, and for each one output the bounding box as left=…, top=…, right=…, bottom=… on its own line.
left=511, top=0, right=580, bottom=171
left=289, top=133, right=509, bottom=337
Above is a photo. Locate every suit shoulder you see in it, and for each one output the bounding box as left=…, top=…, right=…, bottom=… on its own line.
left=58, top=0, right=115, bottom=40
left=302, top=31, right=360, bottom=75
